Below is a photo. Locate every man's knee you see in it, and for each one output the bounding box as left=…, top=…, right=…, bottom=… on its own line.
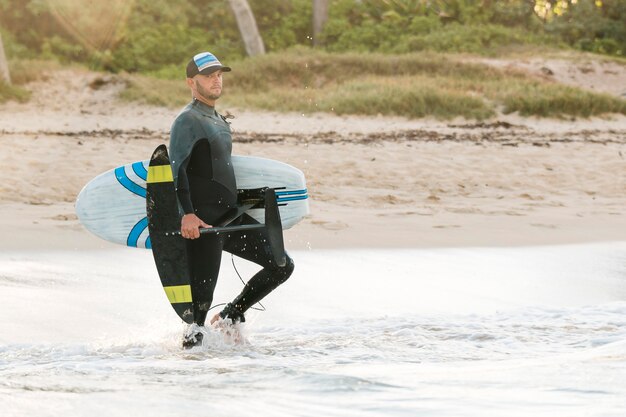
left=275, top=255, right=295, bottom=283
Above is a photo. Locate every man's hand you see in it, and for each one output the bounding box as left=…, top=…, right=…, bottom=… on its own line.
left=181, top=214, right=211, bottom=239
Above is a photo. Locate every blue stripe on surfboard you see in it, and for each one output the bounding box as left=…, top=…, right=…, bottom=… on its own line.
left=145, top=236, right=152, bottom=249
left=277, top=195, right=308, bottom=203
left=115, top=167, right=146, bottom=198
left=275, top=189, right=307, bottom=197
left=127, top=217, right=149, bottom=247
left=132, top=161, right=148, bottom=181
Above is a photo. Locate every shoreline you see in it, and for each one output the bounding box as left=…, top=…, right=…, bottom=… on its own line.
left=2, top=201, right=626, bottom=252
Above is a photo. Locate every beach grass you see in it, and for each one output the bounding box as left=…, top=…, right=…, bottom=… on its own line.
left=501, top=84, right=626, bottom=117
left=0, top=80, right=30, bottom=103
left=8, top=59, right=63, bottom=85
left=118, top=74, right=189, bottom=108
left=230, top=75, right=495, bottom=120
left=115, top=50, right=626, bottom=119
left=0, top=59, right=66, bottom=103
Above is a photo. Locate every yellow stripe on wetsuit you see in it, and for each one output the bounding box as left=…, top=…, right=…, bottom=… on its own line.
left=147, top=165, right=173, bottom=183
left=163, top=285, right=192, bottom=303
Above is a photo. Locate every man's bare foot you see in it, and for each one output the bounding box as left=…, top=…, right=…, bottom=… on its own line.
left=212, top=317, right=245, bottom=345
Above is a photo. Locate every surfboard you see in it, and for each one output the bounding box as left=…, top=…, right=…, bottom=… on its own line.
left=145, top=145, right=194, bottom=322
left=75, top=148, right=309, bottom=249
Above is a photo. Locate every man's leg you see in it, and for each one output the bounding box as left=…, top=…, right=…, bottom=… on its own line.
left=219, top=214, right=295, bottom=322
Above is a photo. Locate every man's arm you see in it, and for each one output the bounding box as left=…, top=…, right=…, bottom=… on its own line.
left=170, top=117, right=212, bottom=239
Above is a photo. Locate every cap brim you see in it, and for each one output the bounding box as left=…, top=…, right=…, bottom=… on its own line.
left=197, top=65, right=231, bottom=76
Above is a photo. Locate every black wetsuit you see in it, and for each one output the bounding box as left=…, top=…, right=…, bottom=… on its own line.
left=169, top=100, right=294, bottom=326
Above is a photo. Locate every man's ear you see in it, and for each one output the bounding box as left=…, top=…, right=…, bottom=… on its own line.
left=186, top=77, right=195, bottom=89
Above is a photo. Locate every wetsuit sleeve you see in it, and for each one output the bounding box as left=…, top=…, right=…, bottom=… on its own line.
left=176, top=156, right=194, bottom=214
left=169, top=116, right=197, bottom=215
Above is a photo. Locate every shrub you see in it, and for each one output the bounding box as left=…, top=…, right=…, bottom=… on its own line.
left=108, top=25, right=241, bottom=73
left=250, top=0, right=313, bottom=50
left=546, top=0, right=626, bottom=56
left=1, top=0, right=624, bottom=73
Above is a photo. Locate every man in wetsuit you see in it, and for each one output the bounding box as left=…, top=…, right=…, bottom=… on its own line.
left=169, top=52, right=294, bottom=347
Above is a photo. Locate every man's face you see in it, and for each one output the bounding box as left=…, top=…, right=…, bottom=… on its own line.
left=192, top=70, right=223, bottom=102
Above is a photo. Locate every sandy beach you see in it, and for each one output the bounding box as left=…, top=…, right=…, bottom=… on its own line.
left=1, top=66, right=625, bottom=251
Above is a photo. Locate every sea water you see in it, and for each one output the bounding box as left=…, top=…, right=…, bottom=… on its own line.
left=0, top=244, right=625, bottom=416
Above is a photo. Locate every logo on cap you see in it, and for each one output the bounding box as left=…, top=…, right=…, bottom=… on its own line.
left=194, top=52, right=221, bottom=72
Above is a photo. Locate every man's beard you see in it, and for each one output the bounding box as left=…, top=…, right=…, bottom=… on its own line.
left=196, top=82, right=221, bottom=101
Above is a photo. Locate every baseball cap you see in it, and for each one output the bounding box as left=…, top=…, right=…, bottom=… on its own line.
left=186, top=52, right=232, bottom=78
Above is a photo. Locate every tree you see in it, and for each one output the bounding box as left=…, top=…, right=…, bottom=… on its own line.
left=228, top=0, right=265, bottom=56
left=0, top=32, right=10, bottom=84
left=313, top=0, right=329, bottom=46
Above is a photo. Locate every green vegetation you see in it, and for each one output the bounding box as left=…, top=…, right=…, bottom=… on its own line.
left=502, top=85, right=626, bottom=117
left=229, top=75, right=495, bottom=120
left=321, top=1, right=553, bottom=55
left=1, top=0, right=624, bottom=118
left=120, top=50, right=626, bottom=120
left=1, top=0, right=624, bottom=73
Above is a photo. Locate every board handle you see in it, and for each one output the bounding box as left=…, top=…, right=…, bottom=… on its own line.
left=166, top=224, right=265, bottom=236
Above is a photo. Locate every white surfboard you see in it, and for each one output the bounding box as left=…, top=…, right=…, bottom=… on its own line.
left=75, top=154, right=309, bottom=249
